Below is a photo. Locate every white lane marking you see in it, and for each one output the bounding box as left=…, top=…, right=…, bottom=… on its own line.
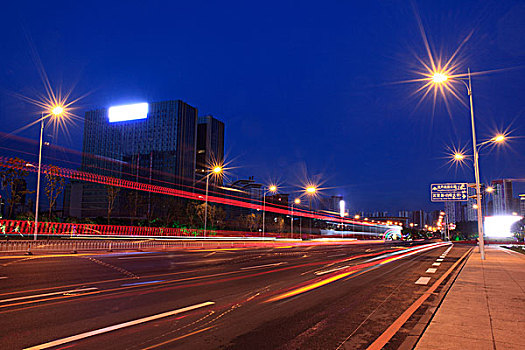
left=0, top=276, right=7, bottom=279
left=432, top=262, right=441, bottom=266
left=314, top=265, right=350, bottom=276
left=121, top=280, right=165, bottom=287
left=426, top=268, right=437, bottom=273
left=241, top=262, right=285, bottom=270
left=204, top=252, right=216, bottom=257
left=0, top=287, right=98, bottom=304
left=24, top=301, right=215, bottom=350
left=436, top=258, right=444, bottom=262
left=415, top=277, right=431, bottom=285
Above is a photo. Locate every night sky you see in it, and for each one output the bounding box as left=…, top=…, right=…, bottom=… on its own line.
left=1, top=0, right=524, bottom=213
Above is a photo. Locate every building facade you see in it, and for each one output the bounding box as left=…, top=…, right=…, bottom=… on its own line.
left=196, top=115, right=225, bottom=185
left=491, top=179, right=513, bottom=215
left=71, top=100, right=198, bottom=218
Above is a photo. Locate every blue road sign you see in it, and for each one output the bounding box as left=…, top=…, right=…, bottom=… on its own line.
left=430, top=183, right=468, bottom=202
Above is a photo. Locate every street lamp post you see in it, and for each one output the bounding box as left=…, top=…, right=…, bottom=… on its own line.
left=34, top=106, right=64, bottom=241
left=262, top=185, right=277, bottom=238
left=431, top=69, right=493, bottom=259
left=466, top=70, right=486, bottom=260
left=34, top=114, right=44, bottom=241
left=204, top=165, right=222, bottom=238
left=305, top=186, right=317, bottom=239
left=291, top=198, right=300, bottom=239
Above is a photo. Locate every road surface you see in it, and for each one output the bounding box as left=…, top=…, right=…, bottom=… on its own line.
left=0, top=240, right=469, bottom=349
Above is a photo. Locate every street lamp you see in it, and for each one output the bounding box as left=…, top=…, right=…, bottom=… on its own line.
left=431, top=70, right=489, bottom=259
left=453, top=152, right=465, bottom=161
left=262, top=185, right=277, bottom=238
left=291, top=198, right=301, bottom=239
left=305, top=186, right=317, bottom=238
left=34, top=105, right=65, bottom=241
left=203, top=165, right=223, bottom=237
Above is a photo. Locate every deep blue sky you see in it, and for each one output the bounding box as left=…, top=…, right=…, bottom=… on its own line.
left=1, top=0, right=524, bottom=213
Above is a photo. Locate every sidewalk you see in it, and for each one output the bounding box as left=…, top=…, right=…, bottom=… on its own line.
left=415, top=245, right=525, bottom=350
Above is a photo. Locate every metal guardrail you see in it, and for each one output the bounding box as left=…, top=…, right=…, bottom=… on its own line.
left=0, top=239, right=265, bottom=254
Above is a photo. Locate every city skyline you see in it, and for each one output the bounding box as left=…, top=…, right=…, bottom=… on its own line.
left=1, top=0, right=524, bottom=212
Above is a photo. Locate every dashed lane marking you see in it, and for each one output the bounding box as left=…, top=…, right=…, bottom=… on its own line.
left=84, top=257, right=139, bottom=279
left=0, top=287, right=98, bottom=304
left=314, top=265, right=350, bottom=276
left=240, top=262, right=285, bottom=270
left=24, top=301, right=215, bottom=350
left=436, top=258, right=444, bottom=262
left=415, top=277, right=431, bottom=285
left=121, top=280, right=165, bottom=287
left=425, top=268, right=437, bottom=273
left=432, top=262, right=441, bottom=266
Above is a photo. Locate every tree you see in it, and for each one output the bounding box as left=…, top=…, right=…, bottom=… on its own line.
left=213, top=206, right=226, bottom=229
left=243, top=213, right=260, bottom=232
left=276, top=216, right=285, bottom=234
left=106, top=185, right=121, bottom=224
left=161, top=196, right=185, bottom=227
left=185, top=200, right=200, bottom=228
left=44, top=166, right=65, bottom=219
left=0, top=158, right=33, bottom=219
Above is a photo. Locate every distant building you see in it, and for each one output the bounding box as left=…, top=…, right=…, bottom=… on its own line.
left=266, top=193, right=290, bottom=208
left=319, top=196, right=343, bottom=214
left=520, top=194, right=525, bottom=217
left=466, top=186, right=478, bottom=222
left=67, top=100, right=198, bottom=218
left=398, top=211, right=410, bottom=219
left=491, top=179, right=513, bottom=215
left=411, top=210, right=426, bottom=228
left=196, top=115, right=225, bottom=185
left=444, top=202, right=458, bottom=223
left=226, top=177, right=263, bottom=218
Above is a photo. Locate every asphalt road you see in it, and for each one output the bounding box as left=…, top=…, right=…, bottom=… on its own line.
left=0, top=240, right=470, bottom=349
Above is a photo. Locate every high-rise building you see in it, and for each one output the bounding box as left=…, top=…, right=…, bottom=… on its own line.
left=398, top=211, right=410, bottom=219
left=444, top=202, right=457, bottom=223
left=73, top=100, right=198, bottom=218
left=412, top=210, right=425, bottom=228
left=520, top=194, right=525, bottom=217
left=491, top=179, right=513, bottom=215
left=320, top=196, right=343, bottom=214
left=196, top=115, right=225, bottom=185
left=466, top=186, right=478, bottom=221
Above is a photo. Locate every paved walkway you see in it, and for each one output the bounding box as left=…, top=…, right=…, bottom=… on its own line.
left=416, top=245, right=525, bottom=350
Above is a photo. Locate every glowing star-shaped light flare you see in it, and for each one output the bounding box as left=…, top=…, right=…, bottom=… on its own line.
left=492, top=134, right=505, bottom=143
left=306, top=186, right=317, bottom=194
left=454, top=153, right=465, bottom=161
left=432, top=72, right=448, bottom=83
left=269, top=185, right=277, bottom=192
left=51, top=105, right=64, bottom=116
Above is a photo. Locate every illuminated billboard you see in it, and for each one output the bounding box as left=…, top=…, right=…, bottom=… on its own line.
left=339, top=200, right=345, bottom=217
left=484, top=215, right=522, bottom=238
left=108, top=102, right=149, bottom=123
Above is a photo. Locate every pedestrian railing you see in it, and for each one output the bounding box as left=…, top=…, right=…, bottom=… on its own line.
left=0, top=238, right=276, bottom=254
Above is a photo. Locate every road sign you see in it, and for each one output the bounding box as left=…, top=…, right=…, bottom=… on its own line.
left=430, top=183, right=468, bottom=202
